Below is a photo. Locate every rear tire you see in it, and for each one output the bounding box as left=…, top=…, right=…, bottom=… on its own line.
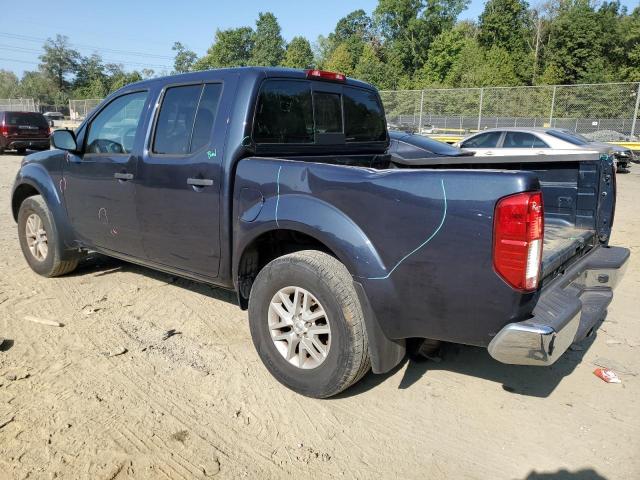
left=16, top=148, right=26, bottom=155
left=17, top=195, right=78, bottom=277
left=248, top=250, right=370, bottom=398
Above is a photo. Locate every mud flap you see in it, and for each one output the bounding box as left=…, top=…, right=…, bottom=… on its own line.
left=353, top=280, right=406, bottom=374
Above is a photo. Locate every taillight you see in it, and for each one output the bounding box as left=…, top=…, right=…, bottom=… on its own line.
left=0, top=120, right=7, bottom=137
left=493, top=191, right=544, bottom=291
left=305, top=69, right=346, bottom=82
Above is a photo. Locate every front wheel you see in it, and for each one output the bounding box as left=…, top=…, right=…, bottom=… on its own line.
left=248, top=250, right=370, bottom=398
left=17, top=195, right=79, bottom=277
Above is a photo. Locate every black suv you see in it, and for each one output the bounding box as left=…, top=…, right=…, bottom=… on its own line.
left=0, top=111, right=51, bottom=154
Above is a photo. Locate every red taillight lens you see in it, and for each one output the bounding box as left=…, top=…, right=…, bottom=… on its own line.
left=0, top=121, right=7, bottom=137
left=493, top=191, right=544, bottom=291
left=305, top=69, right=346, bottom=82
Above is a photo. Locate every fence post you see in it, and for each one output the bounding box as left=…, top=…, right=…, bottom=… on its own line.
left=631, top=82, right=640, bottom=137
left=418, top=90, right=424, bottom=132
left=477, top=88, right=484, bottom=131
left=549, top=85, right=557, bottom=127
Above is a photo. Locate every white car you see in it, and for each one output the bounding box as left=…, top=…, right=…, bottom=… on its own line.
left=456, top=127, right=632, bottom=172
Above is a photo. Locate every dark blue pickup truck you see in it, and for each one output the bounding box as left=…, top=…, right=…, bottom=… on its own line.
left=11, top=68, right=629, bottom=397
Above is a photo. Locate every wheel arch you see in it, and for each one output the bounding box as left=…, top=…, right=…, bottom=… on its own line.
left=12, top=164, right=77, bottom=256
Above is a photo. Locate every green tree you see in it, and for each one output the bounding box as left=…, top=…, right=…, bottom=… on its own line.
left=374, top=0, right=469, bottom=73
left=354, top=44, right=392, bottom=88
left=416, top=22, right=475, bottom=86
left=447, top=42, right=519, bottom=87
left=18, top=71, right=61, bottom=104
left=542, top=1, right=605, bottom=84
left=618, top=7, right=640, bottom=81
left=39, top=35, right=80, bottom=90
left=478, top=0, right=531, bottom=51
left=250, top=12, right=284, bottom=66
left=195, top=27, right=254, bottom=69
left=324, top=43, right=356, bottom=76
left=283, top=36, right=314, bottom=69
left=172, top=42, right=198, bottom=73
left=0, top=70, right=20, bottom=97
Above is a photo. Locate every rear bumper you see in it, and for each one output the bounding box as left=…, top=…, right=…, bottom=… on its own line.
left=488, top=245, right=629, bottom=366
left=3, top=138, right=50, bottom=150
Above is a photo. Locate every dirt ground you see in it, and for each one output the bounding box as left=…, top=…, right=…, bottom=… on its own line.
left=0, top=153, right=638, bottom=480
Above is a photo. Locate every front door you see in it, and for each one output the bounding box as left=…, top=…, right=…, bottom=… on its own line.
left=63, top=90, right=149, bottom=257
left=136, top=82, right=227, bottom=278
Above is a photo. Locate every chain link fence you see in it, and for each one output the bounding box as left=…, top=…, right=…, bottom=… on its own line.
left=69, top=99, right=103, bottom=121
left=381, top=82, right=640, bottom=141
left=0, top=98, right=37, bottom=112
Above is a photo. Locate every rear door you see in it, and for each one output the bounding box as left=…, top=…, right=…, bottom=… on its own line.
left=500, top=131, right=550, bottom=156
left=136, top=81, right=229, bottom=278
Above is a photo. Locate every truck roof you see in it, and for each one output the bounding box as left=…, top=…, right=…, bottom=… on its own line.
left=124, top=67, right=375, bottom=92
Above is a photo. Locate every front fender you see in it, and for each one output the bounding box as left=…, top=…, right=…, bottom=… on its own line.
left=12, top=157, right=77, bottom=253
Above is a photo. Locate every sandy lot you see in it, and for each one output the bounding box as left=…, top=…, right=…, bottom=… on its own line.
left=0, top=153, right=638, bottom=480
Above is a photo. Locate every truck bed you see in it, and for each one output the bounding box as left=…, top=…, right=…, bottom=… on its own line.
left=542, top=224, right=594, bottom=278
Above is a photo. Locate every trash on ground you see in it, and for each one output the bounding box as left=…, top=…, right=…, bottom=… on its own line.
left=24, top=315, right=63, bottom=327
left=592, top=357, right=637, bottom=376
left=162, top=329, right=181, bottom=341
left=594, top=367, right=622, bottom=383
left=105, top=346, right=127, bottom=357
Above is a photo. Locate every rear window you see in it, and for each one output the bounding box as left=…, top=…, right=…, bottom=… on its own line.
left=396, top=134, right=463, bottom=156
left=254, top=80, right=314, bottom=144
left=6, top=112, right=48, bottom=128
left=253, top=80, right=386, bottom=145
left=547, top=129, right=589, bottom=146
left=343, top=87, right=386, bottom=142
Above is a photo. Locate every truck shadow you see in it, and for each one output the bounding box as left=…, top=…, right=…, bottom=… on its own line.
left=520, top=468, right=607, bottom=480
left=340, top=334, right=597, bottom=399
left=69, top=254, right=239, bottom=304
left=71, top=254, right=598, bottom=399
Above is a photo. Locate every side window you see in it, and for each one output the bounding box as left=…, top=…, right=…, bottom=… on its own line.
left=191, top=84, right=223, bottom=152
left=461, top=132, right=501, bottom=148
left=86, top=91, right=148, bottom=154
left=153, top=85, right=201, bottom=154
left=254, top=80, right=313, bottom=144
left=504, top=132, right=548, bottom=148
left=314, top=92, right=342, bottom=134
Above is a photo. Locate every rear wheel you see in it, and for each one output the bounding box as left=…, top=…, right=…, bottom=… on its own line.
left=18, top=195, right=79, bottom=277
left=248, top=250, right=370, bottom=398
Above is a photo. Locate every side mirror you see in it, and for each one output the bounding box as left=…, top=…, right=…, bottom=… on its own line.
left=51, top=129, right=77, bottom=152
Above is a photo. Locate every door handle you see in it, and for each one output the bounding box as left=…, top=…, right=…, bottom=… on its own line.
left=187, top=178, right=214, bottom=187
left=114, top=172, right=134, bottom=181
left=484, top=151, right=494, bottom=155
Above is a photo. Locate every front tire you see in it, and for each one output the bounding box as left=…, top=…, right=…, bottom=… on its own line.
left=17, top=195, right=79, bottom=277
left=248, top=250, right=370, bottom=398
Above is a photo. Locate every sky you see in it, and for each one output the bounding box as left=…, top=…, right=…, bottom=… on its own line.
left=1, top=0, right=638, bottom=77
